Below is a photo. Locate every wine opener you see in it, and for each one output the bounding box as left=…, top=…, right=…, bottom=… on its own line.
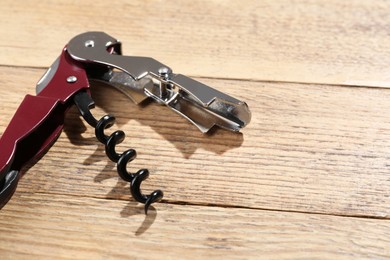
left=0, top=32, right=251, bottom=213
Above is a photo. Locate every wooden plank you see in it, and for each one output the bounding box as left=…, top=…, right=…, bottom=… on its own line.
left=1, top=66, right=390, bottom=218
left=0, top=192, right=389, bottom=259
left=0, top=0, right=389, bottom=87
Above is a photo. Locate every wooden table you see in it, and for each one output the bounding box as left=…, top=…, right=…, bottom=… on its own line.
left=0, top=1, right=389, bottom=258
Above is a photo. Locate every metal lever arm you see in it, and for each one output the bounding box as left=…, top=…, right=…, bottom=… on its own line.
left=67, top=31, right=251, bottom=133
left=0, top=49, right=89, bottom=208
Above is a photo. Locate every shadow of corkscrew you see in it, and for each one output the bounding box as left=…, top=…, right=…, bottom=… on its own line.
left=63, top=83, right=245, bottom=234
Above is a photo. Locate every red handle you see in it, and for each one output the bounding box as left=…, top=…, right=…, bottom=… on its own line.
left=0, top=95, right=64, bottom=207
left=0, top=95, right=63, bottom=175
left=0, top=48, right=89, bottom=207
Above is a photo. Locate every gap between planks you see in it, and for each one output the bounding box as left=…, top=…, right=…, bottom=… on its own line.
left=27, top=190, right=390, bottom=221
left=1, top=63, right=390, bottom=91
left=1, top=192, right=389, bottom=259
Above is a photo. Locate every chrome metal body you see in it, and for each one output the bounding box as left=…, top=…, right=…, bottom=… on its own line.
left=66, top=32, right=251, bottom=133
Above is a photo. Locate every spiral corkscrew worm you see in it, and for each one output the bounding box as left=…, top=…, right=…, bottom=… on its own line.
left=74, top=92, right=163, bottom=214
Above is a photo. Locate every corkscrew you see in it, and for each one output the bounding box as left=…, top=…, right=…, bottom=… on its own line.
left=0, top=32, right=251, bottom=214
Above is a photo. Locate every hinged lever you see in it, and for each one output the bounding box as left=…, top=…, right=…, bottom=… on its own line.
left=67, top=31, right=251, bottom=133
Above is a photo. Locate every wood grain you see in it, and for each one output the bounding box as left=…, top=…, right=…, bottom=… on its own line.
left=0, top=0, right=389, bottom=86
left=0, top=192, right=389, bottom=259
left=1, top=0, right=390, bottom=258
left=1, top=66, right=390, bottom=219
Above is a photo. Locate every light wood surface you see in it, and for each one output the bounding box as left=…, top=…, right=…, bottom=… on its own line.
left=1, top=193, right=389, bottom=259
left=0, top=0, right=390, bottom=259
left=1, top=0, right=390, bottom=87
